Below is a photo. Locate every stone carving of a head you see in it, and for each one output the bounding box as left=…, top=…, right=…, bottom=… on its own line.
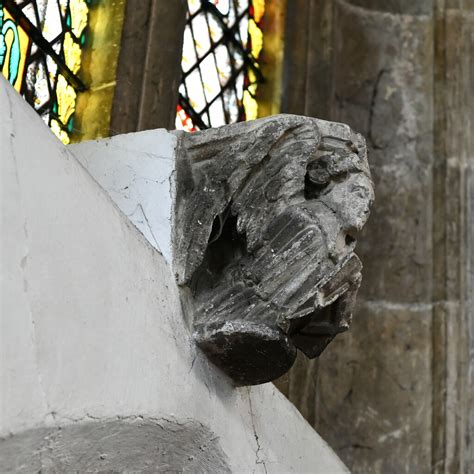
left=174, top=115, right=374, bottom=385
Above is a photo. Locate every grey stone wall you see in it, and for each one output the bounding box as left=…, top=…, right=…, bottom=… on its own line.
left=279, top=0, right=474, bottom=472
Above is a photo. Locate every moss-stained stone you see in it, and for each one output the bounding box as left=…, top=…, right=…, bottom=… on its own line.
left=72, top=0, right=127, bottom=142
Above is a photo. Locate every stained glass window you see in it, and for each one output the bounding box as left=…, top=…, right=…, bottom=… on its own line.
left=0, top=0, right=89, bottom=144
left=177, top=0, right=265, bottom=132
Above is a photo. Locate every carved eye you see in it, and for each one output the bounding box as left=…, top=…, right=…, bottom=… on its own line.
left=350, top=184, right=369, bottom=200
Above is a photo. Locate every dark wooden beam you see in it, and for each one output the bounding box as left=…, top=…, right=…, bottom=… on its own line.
left=110, top=0, right=187, bottom=134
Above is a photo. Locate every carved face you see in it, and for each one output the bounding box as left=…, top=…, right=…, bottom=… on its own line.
left=175, top=115, right=374, bottom=385
left=319, top=173, right=374, bottom=234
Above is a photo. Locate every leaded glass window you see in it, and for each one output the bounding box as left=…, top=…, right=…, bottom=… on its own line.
left=0, top=0, right=89, bottom=144
left=176, top=0, right=265, bottom=132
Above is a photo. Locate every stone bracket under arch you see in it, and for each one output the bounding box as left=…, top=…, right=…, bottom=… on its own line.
left=173, top=114, right=374, bottom=386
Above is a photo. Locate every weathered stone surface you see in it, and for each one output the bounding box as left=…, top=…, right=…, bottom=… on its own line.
left=280, top=0, right=474, bottom=471
left=316, top=304, right=433, bottom=473
left=174, top=115, right=374, bottom=385
left=331, top=2, right=434, bottom=305
left=1, top=419, right=231, bottom=473
left=346, top=0, right=432, bottom=15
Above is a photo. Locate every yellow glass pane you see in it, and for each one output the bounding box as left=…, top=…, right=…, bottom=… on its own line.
left=70, top=0, right=89, bottom=37
left=63, top=32, right=82, bottom=73
left=243, top=90, right=258, bottom=121
left=50, top=118, right=71, bottom=144
left=248, top=18, right=263, bottom=59
left=1, top=8, right=30, bottom=92
left=56, top=74, right=77, bottom=124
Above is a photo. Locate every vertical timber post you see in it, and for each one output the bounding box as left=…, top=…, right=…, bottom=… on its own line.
left=110, top=0, right=187, bottom=134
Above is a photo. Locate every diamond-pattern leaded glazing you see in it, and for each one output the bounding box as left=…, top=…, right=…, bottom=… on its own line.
left=0, top=0, right=89, bottom=144
left=177, top=0, right=265, bottom=132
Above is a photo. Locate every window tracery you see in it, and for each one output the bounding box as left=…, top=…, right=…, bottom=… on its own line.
left=176, top=0, right=265, bottom=132
left=0, top=0, right=89, bottom=144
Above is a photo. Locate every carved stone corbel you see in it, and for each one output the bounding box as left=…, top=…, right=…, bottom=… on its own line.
left=174, top=114, right=374, bottom=385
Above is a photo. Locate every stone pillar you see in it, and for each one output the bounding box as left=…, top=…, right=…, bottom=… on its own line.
left=279, top=0, right=474, bottom=471
left=432, top=3, right=473, bottom=472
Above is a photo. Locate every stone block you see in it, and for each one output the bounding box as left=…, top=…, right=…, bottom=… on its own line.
left=332, top=0, right=434, bottom=304
left=316, top=303, right=432, bottom=473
